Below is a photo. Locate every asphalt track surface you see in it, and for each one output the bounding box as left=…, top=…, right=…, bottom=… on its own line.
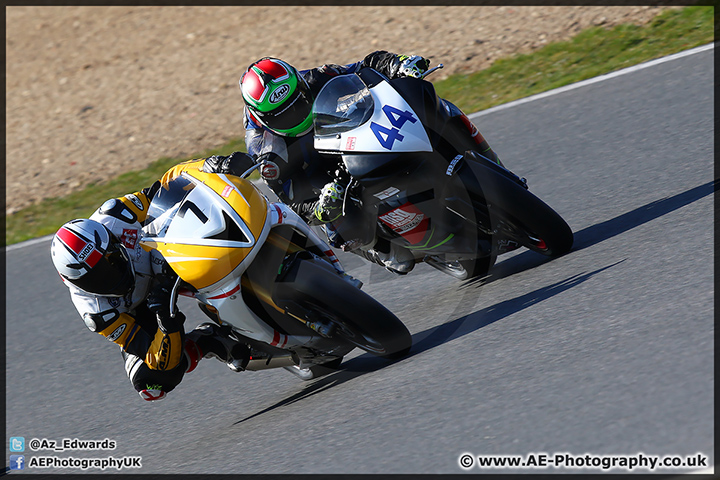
left=5, top=46, right=714, bottom=475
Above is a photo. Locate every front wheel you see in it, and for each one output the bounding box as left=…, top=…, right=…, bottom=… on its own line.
left=460, top=155, right=574, bottom=258
left=274, top=256, right=412, bottom=359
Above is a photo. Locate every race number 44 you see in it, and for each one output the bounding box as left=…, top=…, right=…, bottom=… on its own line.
left=370, top=105, right=417, bottom=150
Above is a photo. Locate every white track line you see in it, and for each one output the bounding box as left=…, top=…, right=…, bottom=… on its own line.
left=6, top=234, right=55, bottom=252
left=469, top=42, right=714, bottom=120
left=6, top=43, right=714, bottom=253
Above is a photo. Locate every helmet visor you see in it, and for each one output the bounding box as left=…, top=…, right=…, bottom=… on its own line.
left=253, top=79, right=313, bottom=133
left=71, top=242, right=134, bottom=296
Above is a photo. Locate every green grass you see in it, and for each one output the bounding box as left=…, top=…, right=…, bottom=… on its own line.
left=5, top=137, right=248, bottom=246
left=4, top=5, right=714, bottom=247
left=434, top=5, right=714, bottom=113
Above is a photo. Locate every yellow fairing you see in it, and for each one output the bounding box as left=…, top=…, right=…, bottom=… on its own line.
left=154, top=243, right=256, bottom=289
left=143, top=170, right=268, bottom=290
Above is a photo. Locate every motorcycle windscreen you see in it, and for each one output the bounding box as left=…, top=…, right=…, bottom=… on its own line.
left=141, top=173, right=260, bottom=290
left=313, top=75, right=375, bottom=136
left=313, top=75, right=432, bottom=153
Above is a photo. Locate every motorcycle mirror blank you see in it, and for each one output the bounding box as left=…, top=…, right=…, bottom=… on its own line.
left=421, top=63, right=444, bottom=79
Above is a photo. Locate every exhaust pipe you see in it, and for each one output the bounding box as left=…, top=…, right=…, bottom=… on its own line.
left=244, top=354, right=297, bottom=371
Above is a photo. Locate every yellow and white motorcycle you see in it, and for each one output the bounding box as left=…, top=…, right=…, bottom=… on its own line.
left=140, top=167, right=412, bottom=379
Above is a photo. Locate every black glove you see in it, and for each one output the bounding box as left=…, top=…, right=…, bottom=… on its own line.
left=147, top=276, right=185, bottom=333
left=203, top=152, right=255, bottom=177
left=256, top=151, right=302, bottom=185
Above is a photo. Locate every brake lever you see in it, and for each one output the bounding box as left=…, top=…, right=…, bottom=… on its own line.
left=240, top=162, right=262, bottom=179
left=421, top=63, right=444, bottom=79
left=169, top=275, right=182, bottom=318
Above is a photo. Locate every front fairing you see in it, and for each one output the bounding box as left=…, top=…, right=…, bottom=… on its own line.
left=311, top=69, right=484, bottom=255
left=140, top=171, right=270, bottom=292
left=313, top=73, right=433, bottom=154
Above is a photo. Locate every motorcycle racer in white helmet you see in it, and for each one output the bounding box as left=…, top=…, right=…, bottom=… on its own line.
left=51, top=152, right=257, bottom=402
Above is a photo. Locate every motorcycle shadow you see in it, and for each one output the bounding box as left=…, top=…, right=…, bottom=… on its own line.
left=468, top=178, right=717, bottom=288
left=233, top=354, right=401, bottom=425
left=234, top=260, right=625, bottom=425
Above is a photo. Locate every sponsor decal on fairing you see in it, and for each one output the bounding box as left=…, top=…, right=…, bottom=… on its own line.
left=379, top=202, right=430, bottom=244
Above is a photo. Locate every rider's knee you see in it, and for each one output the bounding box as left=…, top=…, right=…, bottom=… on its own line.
left=122, top=351, right=188, bottom=402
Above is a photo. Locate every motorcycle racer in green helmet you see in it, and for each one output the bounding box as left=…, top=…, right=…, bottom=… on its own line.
left=240, top=51, right=499, bottom=274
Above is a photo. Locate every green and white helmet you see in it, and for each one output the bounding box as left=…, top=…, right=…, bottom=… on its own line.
left=240, top=57, right=314, bottom=137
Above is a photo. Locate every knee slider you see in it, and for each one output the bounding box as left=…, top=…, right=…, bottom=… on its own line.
left=139, top=388, right=167, bottom=402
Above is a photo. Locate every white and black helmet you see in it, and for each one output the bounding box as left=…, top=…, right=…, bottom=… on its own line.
left=50, top=218, right=135, bottom=297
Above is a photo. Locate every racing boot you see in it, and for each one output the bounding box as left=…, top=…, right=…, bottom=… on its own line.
left=186, top=322, right=250, bottom=372
left=355, top=239, right=415, bottom=275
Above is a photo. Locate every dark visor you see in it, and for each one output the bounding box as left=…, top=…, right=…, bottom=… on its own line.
left=254, top=80, right=312, bottom=131
left=72, top=242, right=134, bottom=296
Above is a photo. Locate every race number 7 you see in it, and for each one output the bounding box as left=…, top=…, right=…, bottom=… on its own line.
left=370, top=105, right=417, bottom=150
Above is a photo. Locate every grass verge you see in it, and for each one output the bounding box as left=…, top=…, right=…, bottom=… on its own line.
left=433, top=5, right=714, bottom=113
left=4, top=5, right=714, bottom=247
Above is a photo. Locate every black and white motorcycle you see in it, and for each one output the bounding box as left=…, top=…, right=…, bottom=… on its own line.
left=311, top=66, right=574, bottom=280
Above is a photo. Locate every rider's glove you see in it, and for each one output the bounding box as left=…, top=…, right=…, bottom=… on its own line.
left=256, top=152, right=287, bottom=184
left=203, top=151, right=254, bottom=176
left=147, top=275, right=185, bottom=334
left=397, top=54, right=430, bottom=79
left=313, top=181, right=345, bottom=223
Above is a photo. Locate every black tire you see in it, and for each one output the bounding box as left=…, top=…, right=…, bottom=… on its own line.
left=460, top=157, right=574, bottom=257
left=274, top=258, right=412, bottom=359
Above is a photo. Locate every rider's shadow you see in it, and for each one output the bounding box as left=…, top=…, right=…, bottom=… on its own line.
left=233, top=179, right=716, bottom=424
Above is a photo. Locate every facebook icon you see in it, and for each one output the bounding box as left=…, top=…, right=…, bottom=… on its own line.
left=10, top=455, right=25, bottom=470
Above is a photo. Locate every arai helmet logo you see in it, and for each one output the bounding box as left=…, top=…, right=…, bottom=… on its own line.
left=269, top=84, right=290, bottom=104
